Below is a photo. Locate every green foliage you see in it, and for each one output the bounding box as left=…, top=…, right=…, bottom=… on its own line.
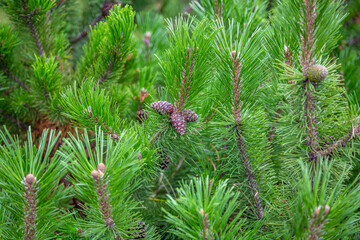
left=0, top=127, right=71, bottom=239
left=59, top=128, right=154, bottom=239
left=164, top=176, right=262, bottom=239
left=286, top=161, right=360, bottom=239
left=0, top=0, right=359, bottom=239
left=76, top=5, right=135, bottom=86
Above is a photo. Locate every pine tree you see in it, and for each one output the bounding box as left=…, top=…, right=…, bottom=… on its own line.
left=0, top=0, right=360, bottom=239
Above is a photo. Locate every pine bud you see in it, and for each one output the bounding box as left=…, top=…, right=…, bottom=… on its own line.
left=91, top=170, right=99, bottom=180
left=151, top=101, right=174, bottom=115
left=25, top=174, right=36, bottom=185
left=137, top=108, right=148, bottom=123
left=307, top=64, right=328, bottom=82
left=97, top=163, right=105, bottom=173
left=170, top=112, right=186, bottom=135
left=315, top=206, right=321, bottom=218
left=111, top=133, right=119, bottom=141
left=230, top=50, right=239, bottom=61
left=158, top=150, right=170, bottom=170
left=181, top=109, right=198, bottom=122
left=323, top=205, right=330, bottom=216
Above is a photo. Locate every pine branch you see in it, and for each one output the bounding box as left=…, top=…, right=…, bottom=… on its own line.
left=319, top=121, right=360, bottom=157
left=307, top=205, right=330, bottom=240
left=231, top=51, right=242, bottom=123
left=91, top=165, right=123, bottom=240
left=215, top=0, right=222, bottom=19
left=95, top=50, right=118, bottom=87
left=20, top=0, right=45, bottom=56
left=70, top=16, right=102, bottom=44
left=300, top=0, right=320, bottom=162
left=284, top=46, right=294, bottom=85
left=1, top=66, right=30, bottom=91
left=235, top=125, right=264, bottom=220
left=85, top=106, right=119, bottom=140
left=229, top=51, right=264, bottom=220
left=23, top=174, right=38, bottom=240
left=200, top=209, right=211, bottom=240
left=304, top=79, right=320, bottom=162
left=70, top=2, right=118, bottom=44
left=300, top=0, right=317, bottom=76
left=175, top=47, right=198, bottom=111
left=0, top=108, right=29, bottom=129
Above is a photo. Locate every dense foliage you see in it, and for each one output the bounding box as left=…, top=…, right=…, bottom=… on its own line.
left=0, top=0, right=359, bottom=239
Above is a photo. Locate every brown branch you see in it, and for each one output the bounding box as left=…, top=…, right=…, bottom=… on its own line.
left=300, top=1, right=320, bottom=162
left=1, top=66, right=30, bottom=91
left=96, top=57, right=114, bottom=87
left=91, top=164, right=123, bottom=239
left=70, top=16, right=102, bottom=44
left=231, top=51, right=242, bottom=123
left=200, top=209, right=211, bottom=240
left=0, top=108, right=29, bottom=129
left=304, top=79, right=320, bottom=162
left=215, top=0, right=222, bottom=19
left=318, top=121, right=360, bottom=157
left=284, top=46, right=294, bottom=85
left=307, top=205, right=330, bottom=240
left=23, top=174, right=38, bottom=240
left=85, top=106, right=119, bottom=140
left=300, top=0, right=317, bottom=76
left=70, top=2, right=118, bottom=44
left=175, top=47, right=198, bottom=111
left=235, top=124, right=264, bottom=220
left=20, top=1, right=45, bottom=56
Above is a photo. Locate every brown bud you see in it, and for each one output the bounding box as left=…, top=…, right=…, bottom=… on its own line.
left=139, top=88, right=149, bottom=103
left=200, top=208, right=205, bottom=217
left=323, top=205, right=330, bottom=216
left=25, top=174, right=36, bottom=185
left=91, top=170, right=99, bottom=180
left=315, top=206, right=321, bottom=218
left=111, top=133, right=119, bottom=141
left=97, top=163, right=105, bottom=173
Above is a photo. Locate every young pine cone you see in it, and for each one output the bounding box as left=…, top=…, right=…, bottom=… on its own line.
left=170, top=112, right=186, bottom=135
left=158, top=150, right=170, bottom=170
left=137, top=108, right=148, bottom=123
left=181, top=109, right=198, bottom=122
left=151, top=101, right=174, bottom=115
left=307, top=64, right=328, bottom=82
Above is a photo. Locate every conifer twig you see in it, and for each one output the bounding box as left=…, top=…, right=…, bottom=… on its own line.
left=230, top=51, right=264, bottom=220
left=235, top=126, right=264, bottom=220
left=307, top=205, right=330, bottom=240
left=20, top=0, right=45, bottom=56
left=96, top=51, right=118, bottom=87
left=70, top=16, right=102, bottom=44
left=23, top=174, right=38, bottom=240
left=300, top=0, right=319, bottom=162
left=300, top=0, right=316, bottom=76
left=1, top=66, right=30, bottom=91
left=0, top=108, right=29, bottom=129
left=70, top=2, right=118, bottom=44
left=91, top=165, right=123, bottom=239
left=304, top=79, right=320, bottom=162
left=215, top=0, right=222, bottom=19
left=85, top=106, right=119, bottom=140
left=175, top=47, right=198, bottom=111
left=319, top=121, right=360, bottom=157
